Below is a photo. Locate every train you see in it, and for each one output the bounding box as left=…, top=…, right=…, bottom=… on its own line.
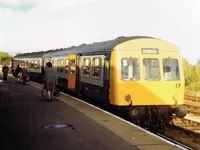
left=11, top=36, right=187, bottom=132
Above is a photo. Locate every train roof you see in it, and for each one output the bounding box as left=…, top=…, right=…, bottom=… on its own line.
left=45, top=36, right=155, bottom=57
left=13, top=50, right=54, bottom=59
left=13, top=36, right=155, bottom=59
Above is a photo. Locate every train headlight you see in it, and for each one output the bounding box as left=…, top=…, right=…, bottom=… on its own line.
left=125, top=95, right=131, bottom=101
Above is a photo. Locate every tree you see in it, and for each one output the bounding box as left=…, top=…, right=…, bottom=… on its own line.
left=197, top=59, right=200, bottom=65
left=183, top=58, right=200, bottom=91
left=182, top=58, right=192, bottom=86
left=0, top=51, right=12, bottom=65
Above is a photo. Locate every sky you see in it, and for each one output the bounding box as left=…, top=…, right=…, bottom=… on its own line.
left=0, top=0, right=200, bottom=64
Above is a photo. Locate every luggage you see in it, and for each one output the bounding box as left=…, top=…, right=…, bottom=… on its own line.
left=26, top=75, right=30, bottom=82
left=41, top=83, right=60, bottom=97
left=41, top=84, right=46, bottom=97
left=53, top=84, right=60, bottom=97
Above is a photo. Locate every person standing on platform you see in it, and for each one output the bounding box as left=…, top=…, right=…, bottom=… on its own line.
left=43, top=62, right=57, bottom=102
left=2, top=64, right=9, bottom=80
left=15, top=65, right=22, bottom=82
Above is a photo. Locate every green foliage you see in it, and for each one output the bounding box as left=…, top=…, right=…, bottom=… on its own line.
left=183, top=58, right=200, bottom=91
left=0, top=51, right=12, bottom=65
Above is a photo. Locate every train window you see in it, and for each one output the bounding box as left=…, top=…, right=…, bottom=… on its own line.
left=60, top=59, right=64, bottom=65
left=57, top=59, right=60, bottom=72
left=27, top=60, right=31, bottom=71
left=143, top=58, right=160, bottom=80
left=51, top=59, right=54, bottom=66
left=65, top=59, right=69, bottom=73
left=92, top=58, right=101, bottom=80
left=53, top=59, right=58, bottom=68
left=66, top=59, right=69, bottom=65
left=33, top=60, right=39, bottom=71
left=30, top=60, right=34, bottom=71
left=82, top=58, right=91, bottom=78
left=163, top=59, right=180, bottom=80
left=59, top=59, right=64, bottom=72
left=122, top=58, right=140, bottom=80
left=105, top=60, right=110, bottom=80
left=69, top=59, right=76, bottom=74
left=38, top=60, right=40, bottom=70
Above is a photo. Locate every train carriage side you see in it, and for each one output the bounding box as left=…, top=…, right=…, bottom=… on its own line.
left=109, top=38, right=187, bottom=121
left=79, top=51, right=111, bottom=103
left=47, top=49, right=112, bottom=103
left=12, top=51, right=51, bottom=83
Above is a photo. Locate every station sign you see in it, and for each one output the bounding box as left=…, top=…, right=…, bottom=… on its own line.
left=141, top=48, right=159, bottom=54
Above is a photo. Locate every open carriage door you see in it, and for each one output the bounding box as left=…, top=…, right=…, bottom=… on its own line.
left=68, top=54, right=77, bottom=89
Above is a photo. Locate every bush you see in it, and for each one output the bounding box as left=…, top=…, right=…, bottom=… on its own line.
left=183, top=58, right=200, bottom=91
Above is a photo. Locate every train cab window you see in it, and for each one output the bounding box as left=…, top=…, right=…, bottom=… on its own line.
left=65, top=59, right=69, bottom=73
left=163, top=58, right=180, bottom=80
left=122, top=58, right=140, bottom=80
left=92, top=58, right=101, bottom=80
left=82, top=58, right=91, bottom=78
left=69, top=59, right=76, bottom=74
left=143, top=58, right=160, bottom=80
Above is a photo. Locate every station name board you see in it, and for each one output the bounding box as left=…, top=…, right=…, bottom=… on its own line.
left=141, top=49, right=159, bottom=54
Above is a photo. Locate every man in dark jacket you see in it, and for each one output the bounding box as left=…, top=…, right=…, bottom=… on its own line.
left=2, top=64, right=9, bottom=80
left=15, top=65, right=22, bottom=82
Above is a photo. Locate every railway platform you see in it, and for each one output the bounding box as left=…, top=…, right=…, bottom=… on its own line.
left=0, top=75, right=182, bottom=150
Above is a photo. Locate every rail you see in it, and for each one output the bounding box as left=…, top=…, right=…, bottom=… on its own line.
left=184, top=92, right=200, bottom=116
left=185, top=92, right=200, bottom=103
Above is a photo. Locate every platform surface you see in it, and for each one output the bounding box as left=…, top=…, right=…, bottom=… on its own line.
left=0, top=75, right=181, bottom=150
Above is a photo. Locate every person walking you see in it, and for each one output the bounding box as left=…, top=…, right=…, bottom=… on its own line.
left=43, top=62, right=57, bottom=102
left=2, top=64, right=9, bottom=80
left=21, top=65, right=29, bottom=84
left=15, top=65, right=22, bottom=82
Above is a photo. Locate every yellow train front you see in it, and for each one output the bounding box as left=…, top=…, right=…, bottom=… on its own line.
left=109, top=37, right=187, bottom=131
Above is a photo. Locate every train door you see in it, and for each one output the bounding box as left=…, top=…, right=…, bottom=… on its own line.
left=68, top=54, right=77, bottom=90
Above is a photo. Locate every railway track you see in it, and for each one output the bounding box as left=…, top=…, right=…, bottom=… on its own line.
left=164, top=116, right=200, bottom=150
left=172, top=117, right=200, bottom=133
left=184, top=93, right=200, bottom=116
left=184, top=92, right=200, bottom=103
left=185, top=105, right=200, bottom=116
left=156, top=133, right=193, bottom=150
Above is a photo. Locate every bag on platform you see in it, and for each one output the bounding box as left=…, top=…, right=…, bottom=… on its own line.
left=41, top=84, right=46, bottom=97
left=26, top=75, right=30, bottom=82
